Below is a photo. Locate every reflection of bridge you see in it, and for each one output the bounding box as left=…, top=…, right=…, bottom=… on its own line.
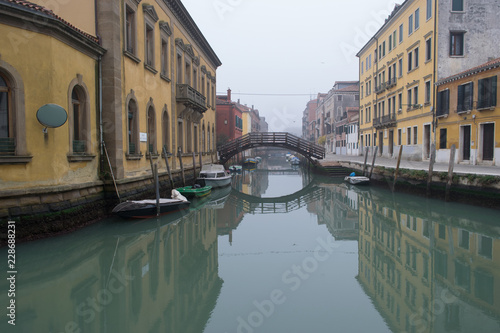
left=218, top=132, right=325, bottom=164
left=227, top=181, right=324, bottom=214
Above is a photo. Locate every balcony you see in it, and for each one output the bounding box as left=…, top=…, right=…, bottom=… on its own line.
left=176, top=84, right=207, bottom=113
left=375, top=82, right=386, bottom=94
left=373, top=114, right=397, bottom=129
left=386, top=76, right=397, bottom=89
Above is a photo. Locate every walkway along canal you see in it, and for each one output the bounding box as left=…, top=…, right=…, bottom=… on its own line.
left=1, top=158, right=500, bottom=333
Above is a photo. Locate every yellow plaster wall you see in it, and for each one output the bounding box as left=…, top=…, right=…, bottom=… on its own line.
left=37, top=0, right=96, bottom=36
left=120, top=2, right=218, bottom=178
left=358, top=0, right=435, bottom=152
left=437, top=67, right=500, bottom=156
left=0, top=25, right=99, bottom=189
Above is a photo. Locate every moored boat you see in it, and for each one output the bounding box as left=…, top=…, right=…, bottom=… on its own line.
left=176, top=180, right=212, bottom=198
left=243, top=158, right=257, bottom=165
left=229, top=165, right=242, bottom=172
left=197, top=164, right=232, bottom=188
left=112, top=190, right=190, bottom=219
left=344, top=174, right=370, bottom=185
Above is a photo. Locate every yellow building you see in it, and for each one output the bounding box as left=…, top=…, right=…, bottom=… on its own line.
left=98, top=0, right=221, bottom=181
left=0, top=0, right=105, bottom=219
left=435, top=58, right=500, bottom=165
left=357, top=0, right=500, bottom=161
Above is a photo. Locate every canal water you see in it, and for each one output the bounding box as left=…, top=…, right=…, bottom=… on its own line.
left=2, top=157, right=500, bottom=333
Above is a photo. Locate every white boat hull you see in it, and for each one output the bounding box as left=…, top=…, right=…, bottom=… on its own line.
left=344, top=176, right=370, bottom=185
left=202, top=177, right=232, bottom=188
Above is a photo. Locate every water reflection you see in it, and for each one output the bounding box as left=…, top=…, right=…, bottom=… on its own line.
left=3, top=203, right=222, bottom=333
left=2, top=158, right=500, bottom=333
left=350, top=185, right=500, bottom=333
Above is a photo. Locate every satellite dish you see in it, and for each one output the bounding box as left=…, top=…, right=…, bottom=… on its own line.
left=36, top=104, right=68, bottom=129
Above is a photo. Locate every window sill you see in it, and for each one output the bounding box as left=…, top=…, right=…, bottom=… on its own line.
left=477, top=106, right=496, bottom=111
left=160, top=73, right=171, bottom=82
left=124, top=50, right=141, bottom=64
left=146, top=152, right=159, bottom=159
left=126, top=153, right=143, bottom=160
left=449, top=55, right=465, bottom=58
left=67, top=154, right=95, bottom=162
left=144, top=63, right=158, bottom=74
left=0, top=155, right=32, bottom=164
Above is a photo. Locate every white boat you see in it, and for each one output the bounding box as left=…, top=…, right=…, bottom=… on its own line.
left=344, top=175, right=370, bottom=185
left=290, top=157, right=300, bottom=165
left=197, top=164, right=232, bottom=188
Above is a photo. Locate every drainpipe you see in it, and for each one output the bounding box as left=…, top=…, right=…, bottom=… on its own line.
left=99, top=55, right=103, bottom=157
left=432, top=0, right=438, bottom=149
left=374, top=36, right=379, bottom=157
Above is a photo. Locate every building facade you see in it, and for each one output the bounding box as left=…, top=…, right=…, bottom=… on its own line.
left=215, top=88, right=243, bottom=145
left=0, top=0, right=220, bottom=225
left=435, top=58, right=500, bottom=165
left=357, top=0, right=500, bottom=162
left=0, top=0, right=106, bottom=220
left=98, top=0, right=221, bottom=180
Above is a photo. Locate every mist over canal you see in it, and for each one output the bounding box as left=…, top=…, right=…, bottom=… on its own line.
left=2, top=157, right=500, bottom=333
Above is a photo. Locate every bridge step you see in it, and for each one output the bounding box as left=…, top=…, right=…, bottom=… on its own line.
left=322, top=165, right=351, bottom=177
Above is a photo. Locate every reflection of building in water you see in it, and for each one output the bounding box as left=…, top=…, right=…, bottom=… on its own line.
left=5, top=208, right=222, bottom=333
left=217, top=197, right=245, bottom=245
left=357, top=189, right=500, bottom=333
left=316, top=184, right=359, bottom=240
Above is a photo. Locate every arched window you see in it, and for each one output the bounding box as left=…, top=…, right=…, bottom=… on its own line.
left=71, top=86, right=88, bottom=154
left=212, top=125, right=215, bottom=151
left=0, top=74, right=12, bottom=154
left=201, top=123, right=205, bottom=152
left=0, top=62, right=28, bottom=161
left=162, top=109, right=169, bottom=153
left=207, top=122, right=210, bottom=151
left=128, top=99, right=139, bottom=155
left=147, top=106, right=156, bottom=154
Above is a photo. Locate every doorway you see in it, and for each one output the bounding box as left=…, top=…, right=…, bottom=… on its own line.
left=461, top=125, right=471, bottom=161
left=379, top=131, right=384, bottom=155
left=389, top=130, right=394, bottom=156
left=424, top=124, right=431, bottom=159
left=482, top=123, right=495, bottom=161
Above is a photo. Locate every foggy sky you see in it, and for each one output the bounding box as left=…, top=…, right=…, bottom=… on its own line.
left=181, top=0, right=399, bottom=133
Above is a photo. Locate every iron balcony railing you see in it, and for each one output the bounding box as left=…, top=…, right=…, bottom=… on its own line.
left=373, top=114, right=396, bottom=128
left=176, top=84, right=207, bottom=112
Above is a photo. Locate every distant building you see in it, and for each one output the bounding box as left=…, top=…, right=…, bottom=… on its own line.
left=216, top=88, right=243, bottom=146
left=259, top=116, right=269, bottom=133
left=302, top=94, right=325, bottom=143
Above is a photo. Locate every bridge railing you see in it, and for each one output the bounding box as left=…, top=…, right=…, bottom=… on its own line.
left=218, top=132, right=325, bottom=163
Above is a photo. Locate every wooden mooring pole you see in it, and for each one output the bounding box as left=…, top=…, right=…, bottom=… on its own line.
left=369, top=146, right=378, bottom=179
left=392, top=145, right=403, bottom=191
left=426, top=143, right=436, bottom=197
left=178, top=147, right=186, bottom=187
left=362, top=147, right=369, bottom=176
left=445, top=144, right=456, bottom=202
left=163, top=146, right=174, bottom=190
left=192, top=152, right=197, bottom=181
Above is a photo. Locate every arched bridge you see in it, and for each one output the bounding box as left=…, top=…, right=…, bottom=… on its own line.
left=218, top=132, right=325, bottom=164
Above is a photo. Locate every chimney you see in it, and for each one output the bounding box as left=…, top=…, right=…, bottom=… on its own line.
left=227, top=88, right=231, bottom=102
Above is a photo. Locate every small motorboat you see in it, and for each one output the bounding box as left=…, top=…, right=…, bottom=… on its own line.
left=229, top=165, right=242, bottom=172
left=112, top=190, right=190, bottom=219
left=243, top=158, right=257, bottom=165
left=176, top=179, right=212, bottom=198
left=344, top=172, right=370, bottom=185
left=290, top=156, right=300, bottom=165
left=197, top=164, right=232, bottom=188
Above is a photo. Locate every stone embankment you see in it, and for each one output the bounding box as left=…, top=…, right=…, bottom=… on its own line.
left=314, top=153, right=500, bottom=207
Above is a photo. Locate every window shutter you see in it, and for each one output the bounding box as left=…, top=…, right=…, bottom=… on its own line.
left=444, top=90, right=450, bottom=115
left=457, top=85, right=464, bottom=111
left=491, top=76, right=497, bottom=107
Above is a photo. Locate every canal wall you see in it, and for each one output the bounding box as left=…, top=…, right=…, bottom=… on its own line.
left=315, top=160, right=500, bottom=208
left=0, top=167, right=199, bottom=245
